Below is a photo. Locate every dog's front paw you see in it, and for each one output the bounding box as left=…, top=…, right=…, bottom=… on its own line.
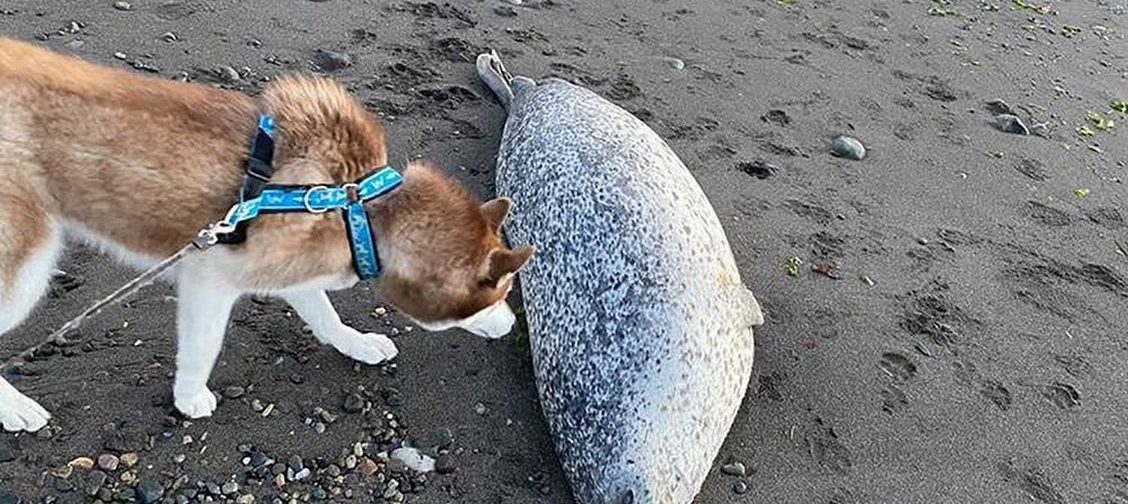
left=0, top=386, right=51, bottom=432
left=174, top=387, right=218, bottom=419
left=333, top=329, right=399, bottom=365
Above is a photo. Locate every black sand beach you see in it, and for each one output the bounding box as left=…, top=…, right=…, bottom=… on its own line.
left=2, top=1, right=1127, bottom=502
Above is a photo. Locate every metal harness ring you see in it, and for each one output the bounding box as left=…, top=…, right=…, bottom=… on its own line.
left=303, top=185, right=332, bottom=214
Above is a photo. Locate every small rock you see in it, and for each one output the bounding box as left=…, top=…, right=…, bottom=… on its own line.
left=236, top=494, right=254, bottom=504
left=221, top=481, right=239, bottom=495
left=733, top=481, right=749, bottom=494
left=97, top=454, right=120, bottom=472
left=113, top=1, right=132, bottom=11
left=214, top=65, right=241, bottom=83
left=761, top=109, right=791, bottom=127
left=206, top=482, right=222, bottom=495
left=343, top=393, right=364, bottom=413
left=830, top=136, right=866, bottom=160
left=85, top=470, right=108, bottom=496
left=434, top=454, right=456, bottom=475
left=250, top=451, right=269, bottom=468
left=720, top=461, right=747, bottom=477
left=358, top=457, right=379, bottom=476
left=160, top=31, right=178, bottom=42
left=113, top=52, right=127, bottom=60
left=493, top=6, right=517, bottom=16
left=68, top=457, right=95, bottom=471
left=435, top=428, right=454, bottom=449
left=473, top=403, right=487, bottom=415
left=273, top=473, right=286, bottom=489
left=985, top=98, right=1016, bottom=116
left=288, top=455, right=304, bottom=472
left=173, top=454, right=186, bottom=464
left=313, top=422, right=326, bottom=434
left=995, top=114, right=1030, bottom=135
left=251, top=399, right=265, bottom=412
left=294, top=468, right=311, bottom=481
left=661, top=57, right=685, bottom=70
left=391, top=447, right=435, bottom=473
left=52, top=464, right=74, bottom=479
left=0, top=493, right=20, bottom=504
left=313, top=50, right=353, bottom=71
left=344, top=455, right=357, bottom=470
left=222, top=386, right=245, bottom=399
left=135, top=479, right=164, bottom=504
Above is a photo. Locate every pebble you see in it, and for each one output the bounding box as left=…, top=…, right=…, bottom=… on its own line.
left=661, top=57, right=685, bottom=70
left=214, top=65, right=241, bottom=83
left=830, top=136, right=866, bottom=160
left=435, top=427, right=454, bottom=449
left=984, top=98, right=1016, bottom=116
left=113, top=52, right=127, bottom=60
left=86, top=470, right=107, bottom=496
left=314, top=49, right=353, bottom=71
left=113, top=1, right=132, bottom=10
left=288, top=455, right=304, bottom=472
left=391, top=447, right=435, bottom=473
left=274, top=473, right=286, bottom=489
left=135, top=479, right=164, bottom=504
left=721, top=461, right=747, bottom=477
left=294, top=468, right=311, bottom=481
left=434, top=454, right=456, bottom=474
left=97, top=453, right=120, bottom=472
left=473, top=403, right=487, bottom=415
left=313, top=422, right=326, bottom=434
left=343, top=393, right=365, bottom=413
left=311, top=487, right=327, bottom=500
left=221, top=481, right=239, bottom=495
left=733, top=481, right=749, bottom=494
left=223, top=386, right=245, bottom=399
left=359, top=457, right=379, bottom=476
left=68, top=456, right=95, bottom=471
left=995, top=114, right=1030, bottom=135
left=344, top=455, right=358, bottom=470
left=251, top=399, right=265, bottom=412
left=173, top=454, right=186, bottom=464
left=161, top=31, right=179, bottom=42
left=0, top=493, right=19, bottom=504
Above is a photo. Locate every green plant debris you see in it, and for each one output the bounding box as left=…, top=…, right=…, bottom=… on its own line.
left=1076, top=125, right=1095, bottom=137
left=1088, top=111, right=1115, bottom=132
left=786, top=256, right=803, bottom=277
left=778, top=0, right=794, bottom=5
left=1074, top=187, right=1091, bottom=198
left=1112, top=100, right=1128, bottom=115
left=1061, top=25, right=1083, bottom=38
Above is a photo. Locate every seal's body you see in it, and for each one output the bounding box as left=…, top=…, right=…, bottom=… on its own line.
left=477, top=52, right=763, bottom=504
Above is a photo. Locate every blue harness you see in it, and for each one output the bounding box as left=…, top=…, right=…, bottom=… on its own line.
left=215, top=115, right=403, bottom=280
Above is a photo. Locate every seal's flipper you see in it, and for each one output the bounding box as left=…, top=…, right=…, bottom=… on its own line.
left=742, top=288, right=765, bottom=327
left=477, top=50, right=515, bottom=111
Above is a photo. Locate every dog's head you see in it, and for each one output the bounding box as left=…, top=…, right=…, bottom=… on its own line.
left=261, top=75, right=533, bottom=339
left=372, top=163, right=534, bottom=339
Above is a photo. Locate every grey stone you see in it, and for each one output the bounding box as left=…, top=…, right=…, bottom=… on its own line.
left=831, top=135, right=866, bottom=160
left=996, top=114, right=1030, bottom=135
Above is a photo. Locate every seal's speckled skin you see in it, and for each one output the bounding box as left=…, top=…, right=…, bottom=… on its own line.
left=477, top=52, right=763, bottom=504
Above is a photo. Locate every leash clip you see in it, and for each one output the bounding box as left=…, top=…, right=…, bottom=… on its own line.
left=193, top=221, right=237, bottom=250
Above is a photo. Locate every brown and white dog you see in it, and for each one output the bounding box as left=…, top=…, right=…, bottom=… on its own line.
left=0, top=38, right=534, bottom=432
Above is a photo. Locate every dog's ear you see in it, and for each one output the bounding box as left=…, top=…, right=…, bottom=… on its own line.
left=480, top=197, right=512, bottom=232
left=485, top=245, right=535, bottom=286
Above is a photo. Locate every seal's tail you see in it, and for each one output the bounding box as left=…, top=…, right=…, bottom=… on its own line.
left=477, top=50, right=535, bottom=112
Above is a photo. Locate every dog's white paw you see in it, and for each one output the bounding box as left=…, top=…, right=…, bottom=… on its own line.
left=332, top=329, right=398, bottom=365
left=0, top=386, right=51, bottom=432
left=174, top=387, right=218, bottom=419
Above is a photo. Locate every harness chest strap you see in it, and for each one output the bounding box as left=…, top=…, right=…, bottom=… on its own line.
left=216, top=114, right=402, bottom=280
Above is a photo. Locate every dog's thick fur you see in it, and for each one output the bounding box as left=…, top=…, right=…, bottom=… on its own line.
left=0, top=37, right=533, bottom=431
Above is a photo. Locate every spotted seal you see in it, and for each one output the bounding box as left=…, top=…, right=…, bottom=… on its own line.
left=476, top=52, right=764, bottom=504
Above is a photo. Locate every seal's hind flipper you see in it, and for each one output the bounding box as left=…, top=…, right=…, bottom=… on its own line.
left=742, top=288, right=764, bottom=327
left=477, top=50, right=514, bottom=111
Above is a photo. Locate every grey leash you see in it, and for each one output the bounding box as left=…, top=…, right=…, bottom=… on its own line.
left=0, top=222, right=234, bottom=375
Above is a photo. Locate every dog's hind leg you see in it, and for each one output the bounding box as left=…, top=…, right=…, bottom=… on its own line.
left=0, top=188, right=62, bottom=432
